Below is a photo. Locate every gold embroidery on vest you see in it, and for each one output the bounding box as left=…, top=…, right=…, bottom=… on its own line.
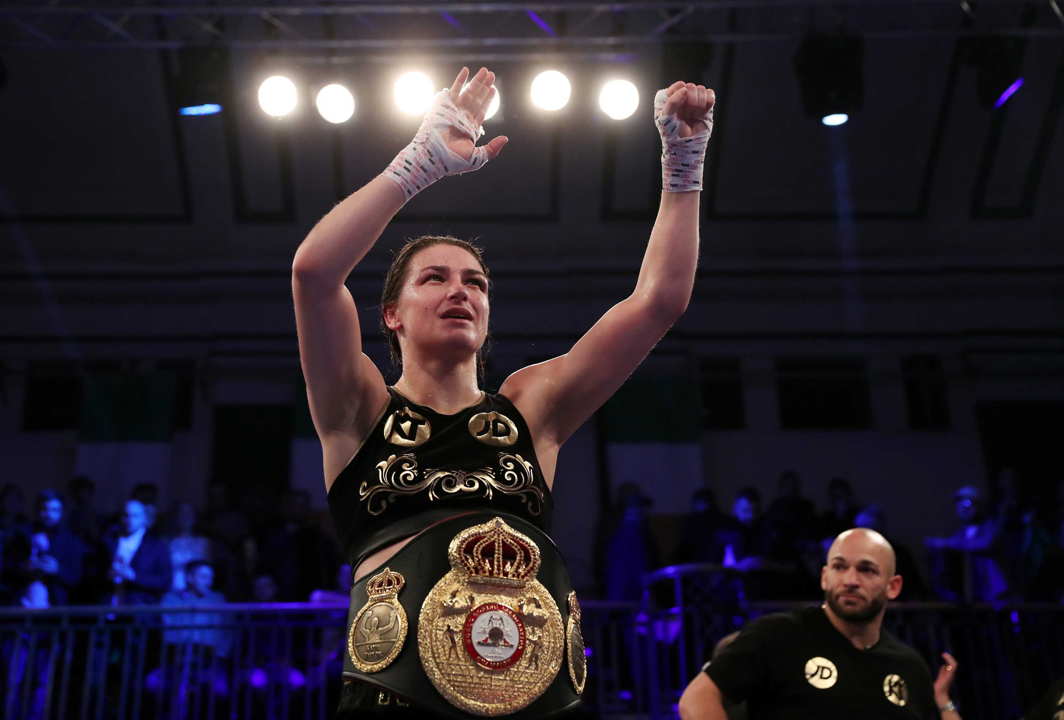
left=360, top=453, right=543, bottom=517
left=361, top=454, right=428, bottom=516
left=497, top=453, right=544, bottom=516
left=423, top=467, right=497, bottom=502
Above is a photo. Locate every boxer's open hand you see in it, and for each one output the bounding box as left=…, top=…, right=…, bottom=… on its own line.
left=444, top=66, right=508, bottom=162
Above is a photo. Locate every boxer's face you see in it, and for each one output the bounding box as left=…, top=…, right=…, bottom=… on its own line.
left=385, top=244, right=490, bottom=363
left=821, top=531, right=901, bottom=623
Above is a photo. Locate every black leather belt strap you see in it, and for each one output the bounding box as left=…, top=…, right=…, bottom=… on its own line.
left=350, top=508, right=479, bottom=571
left=342, top=511, right=582, bottom=719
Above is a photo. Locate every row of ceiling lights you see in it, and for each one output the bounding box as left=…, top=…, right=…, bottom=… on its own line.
left=181, top=69, right=644, bottom=123
left=175, top=34, right=1026, bottom=128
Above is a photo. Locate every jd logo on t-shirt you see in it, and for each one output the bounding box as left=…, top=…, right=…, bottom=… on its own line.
left=804, top=657, right=838, bottom=689
left=883, top=674, right=909, bottom=706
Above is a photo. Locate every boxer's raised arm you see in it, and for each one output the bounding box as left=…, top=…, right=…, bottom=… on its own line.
left=292, top=67, right=506, bottom=466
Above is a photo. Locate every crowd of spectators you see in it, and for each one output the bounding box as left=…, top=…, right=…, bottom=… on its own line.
left=924, top=471, right=1063, bottom=603
left=0, top=476, right=350, bottom=611
left=605, top=469, right=1064, bottom=605
left=2, top=467, right=1062, bottom=610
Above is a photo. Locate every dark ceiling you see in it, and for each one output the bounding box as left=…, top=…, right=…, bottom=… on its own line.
left=1, top=1, right=1060, bottom=269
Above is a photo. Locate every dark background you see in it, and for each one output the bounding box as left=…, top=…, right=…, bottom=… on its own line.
left=1, top=0, right=1062, bottom=594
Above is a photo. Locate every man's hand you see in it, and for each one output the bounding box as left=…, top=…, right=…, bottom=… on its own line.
left=444, top=66, right=508, bottom=163
left=110, top=559, right=135, bottom=583
left=933, top=652, right=958, bottom=707
left=659, top=81, right=715, bottom=138
left=34, top=554, right=59, bottom=575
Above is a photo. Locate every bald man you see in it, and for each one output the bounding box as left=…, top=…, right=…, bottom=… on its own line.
left=679, top=528, right=960, bottom=720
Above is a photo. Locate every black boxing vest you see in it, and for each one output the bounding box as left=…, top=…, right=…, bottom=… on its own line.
left=327, top=388, right=554, bottom=569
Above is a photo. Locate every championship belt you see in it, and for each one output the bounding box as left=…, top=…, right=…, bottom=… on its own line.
left=342, top=512, right=583, bottom=719
left=419, top=517, right=564, bottom=716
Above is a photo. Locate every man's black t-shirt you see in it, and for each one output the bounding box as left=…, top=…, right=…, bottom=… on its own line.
left=705, top=606, right=937, bottom=719
left=1024, top=676, right=1064, bottom=720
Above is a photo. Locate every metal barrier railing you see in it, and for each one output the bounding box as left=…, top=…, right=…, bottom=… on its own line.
left=580, top=601, right=648, bottom=716
left=3, top=589, right=1060, bottom=720
left=0, top=601, right=646, bottom=720
left=0, top=603, right=348, bottom=720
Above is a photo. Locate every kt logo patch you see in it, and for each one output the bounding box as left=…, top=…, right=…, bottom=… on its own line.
left=804, top=657, right=838, bottom=689
left=883, top=674, right=909, bottom=706
left=383, top=407, right=431, bottom=447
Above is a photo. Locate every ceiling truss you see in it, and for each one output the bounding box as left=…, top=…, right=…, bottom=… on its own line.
left=0, top=1, right=1061, bottom=58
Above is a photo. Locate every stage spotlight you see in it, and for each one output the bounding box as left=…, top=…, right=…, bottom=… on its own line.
left=175, top=47, right=228, bottom=117
left=394, top=71, right=435, bottom=116
left=316, top=83, right=355, bottom=124
left=485, top=89, right=501, bottom=120
left=530, top=70, right=571, bottom=111
left=598, top=79, right=639, bottom=120
left=962, top=36, right=1026, bottom=109
left=793, top=34, right=863, bottom=125
left=258, top=75, right=298, bottom=117
left=461, top=81, right=501, bottom=121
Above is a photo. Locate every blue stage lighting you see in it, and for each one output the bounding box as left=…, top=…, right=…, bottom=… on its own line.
left=962, top=35, right=1026, bottom=109
left=175, top=47, right=228, bottom=117
left=179, top=103, right=222, bottom=116
left=994, top=78, right=1024, bottom=108
left=821, top=113, right=849, bottom=127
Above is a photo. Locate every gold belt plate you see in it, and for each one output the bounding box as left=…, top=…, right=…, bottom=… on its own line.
left=566, top=591, right=587, bottom=695
left=348, top=567, right=408, bottom=673
left=418, top=517, right=564, bottom=716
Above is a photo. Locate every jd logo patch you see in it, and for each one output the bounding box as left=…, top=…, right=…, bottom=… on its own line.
left=804, top=657, right=838, bottom=689
left=468, top=411, right=518, bottom=447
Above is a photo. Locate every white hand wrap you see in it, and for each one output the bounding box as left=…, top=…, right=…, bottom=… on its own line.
left=383, top=89, right=490, bottom=202
left=654, top=88, right=714, bottom=193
